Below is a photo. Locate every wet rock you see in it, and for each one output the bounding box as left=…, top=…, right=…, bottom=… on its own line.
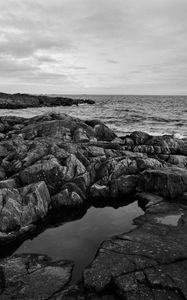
left=136, top=192, right=164, bottom=209
left=139, top=167, right=187, bottom=198
left=0, top=254, right=73, bottom=299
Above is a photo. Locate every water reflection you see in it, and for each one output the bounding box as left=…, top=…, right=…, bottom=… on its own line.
left=15, top=201, right=143, bottom=281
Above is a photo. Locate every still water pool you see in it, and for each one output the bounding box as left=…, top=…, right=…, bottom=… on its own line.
left=16, top=201, right=143, bottom=281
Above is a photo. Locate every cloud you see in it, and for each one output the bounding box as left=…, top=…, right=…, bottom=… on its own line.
left=0, top=0, right=187, bottom=94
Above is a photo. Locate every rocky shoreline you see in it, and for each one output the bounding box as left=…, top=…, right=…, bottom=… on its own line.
left=0, top=112, right=187, bottom=299
left=0, top=92, right=95, bottom=109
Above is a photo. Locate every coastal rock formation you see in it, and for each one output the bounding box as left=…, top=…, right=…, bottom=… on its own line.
left=0, top=112, right=187, bottom=298
left=0, top=92, right=95, bottom=109
left=0, top=112, right=186, bottom=242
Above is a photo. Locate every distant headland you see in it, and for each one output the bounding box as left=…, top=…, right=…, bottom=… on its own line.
left=0, top=92, right=95, bottom=109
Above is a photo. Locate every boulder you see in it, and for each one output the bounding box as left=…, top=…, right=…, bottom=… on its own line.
left=89, top=183, right=109, bottom=200
left=130, top=131, right=150, bottom=145
left=139, top=167, right=187, bottom=198
left=167, top=154, right=187, bottom=167
left=0, top=181, right=50, bottom=233
left=94, top=123, right=116, bottom=141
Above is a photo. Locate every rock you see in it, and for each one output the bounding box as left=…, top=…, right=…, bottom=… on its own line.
left=94, top=123, right=117, bottom=141
left=87, top=146, right=105, bottom=157
left=111, top=137, right=124, bottom=144
left=167, top=154, right=187, bottom=167
left=0, top=122, right=5, bottom=132
left=139, top=167, right=187, bottom=198
left=0, top=92, right=95, bottom=109
left=147, top=135, right=184, bottom=154
left=130, top=131, right=150, bottom=145
left=0, top=181, right=50, bottom=233
left=136, top=157, right=163, bottom=171
left=110, top=175, right=138, bottom=198
left=0, top=145, right=8, bottom=158
left=111, top=158, right=138, bottom=179
left=83, top=204, right=187, bottom=298
left=20, top=181, right=51, bottom=226
left=0, top=166, right=6, bottom=180
left=0, top=133, right=5, bottom=140
left=51, top=187, right=83, bottom=208
left=0, top=254, right=73, bottom=299
left=74, top=127, right=90, bottom=142
left=89, top=183, right=109, bottom=200
left=136, top=192, right=164, bottom=209
left=0, top=178, right=16, bottom=189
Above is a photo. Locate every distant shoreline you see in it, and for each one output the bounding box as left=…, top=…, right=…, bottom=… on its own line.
left=0, top=92, right=95, bottom=109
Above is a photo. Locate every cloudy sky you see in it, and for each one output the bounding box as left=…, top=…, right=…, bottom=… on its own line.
left=0, top=0, right=186, bottom=94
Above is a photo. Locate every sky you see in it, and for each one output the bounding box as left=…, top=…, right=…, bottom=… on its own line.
left=0, top=0, right=186, bottom=95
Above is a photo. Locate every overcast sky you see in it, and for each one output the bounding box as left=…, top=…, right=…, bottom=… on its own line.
left=0, top=0, right=186, bottom=94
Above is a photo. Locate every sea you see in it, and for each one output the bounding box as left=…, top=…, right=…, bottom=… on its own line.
left=0, top=94, right=187, bottom=137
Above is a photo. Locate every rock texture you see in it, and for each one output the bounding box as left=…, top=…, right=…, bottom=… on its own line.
left=0, top=112, right=186, bottom=243
left=0, top=92, right=95, bottom=109
left=82, top=202, right=187, bottom=299
left=0, top=254, right=73, bottom=299
left=0, top=112, right=187, bottom=299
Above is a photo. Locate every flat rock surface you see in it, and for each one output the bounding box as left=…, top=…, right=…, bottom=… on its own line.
left=0, top=254, right=73, bottom=299
left=82, top=202, right=187, bottom=299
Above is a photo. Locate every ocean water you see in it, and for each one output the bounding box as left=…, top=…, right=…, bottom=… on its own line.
left=0, top=94, right=187, bottom=137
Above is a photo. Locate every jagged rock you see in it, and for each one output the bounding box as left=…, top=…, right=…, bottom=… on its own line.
left=0, top=112, right=187, bottom=246
left=0, top=181, right=50, bottom=233
left=139, top=167, right=187, bottom=198
left=0, top=254, right=73, bottom=299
